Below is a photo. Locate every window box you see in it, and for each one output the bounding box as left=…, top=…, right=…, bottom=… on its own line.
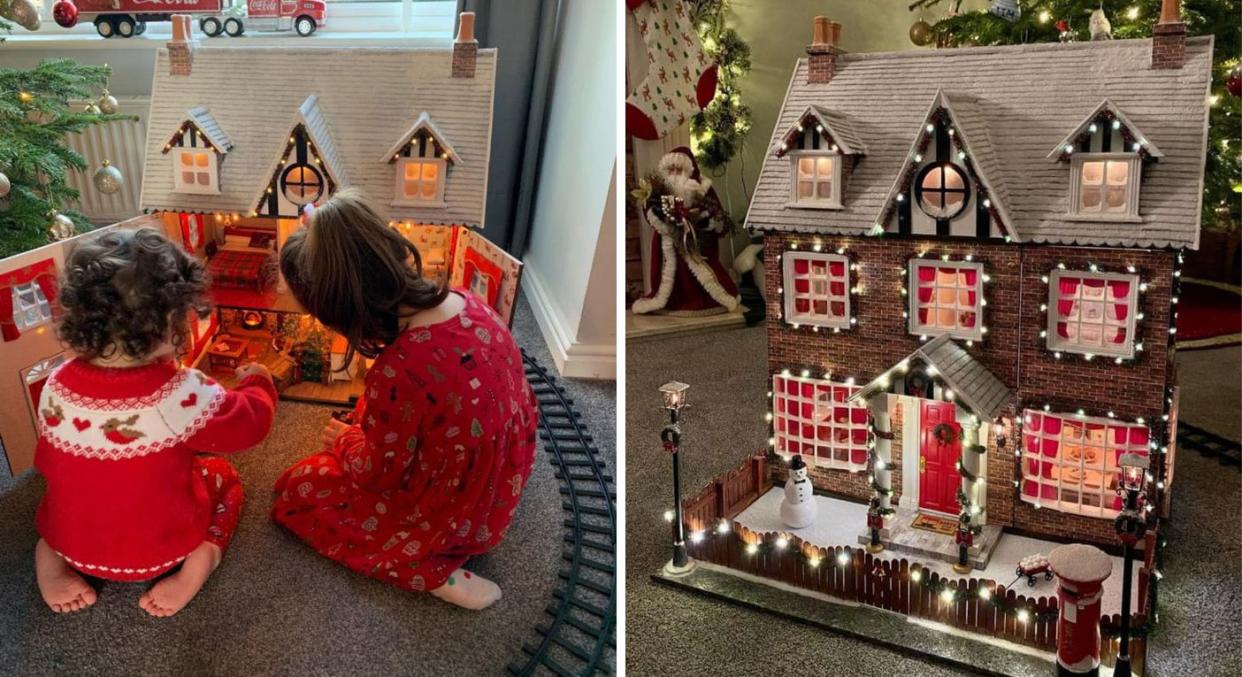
left=1021, top=409, right=1150, bottom=519
left=772, top=374, right=869, bottom=471
left=1047, top=270, right=1139, bottom=358
left=907, top=260, right=984, bottom=341
left=782, top=252, right=849, bottom=329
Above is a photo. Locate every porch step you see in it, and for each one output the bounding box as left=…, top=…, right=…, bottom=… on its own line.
left=857, top=508, right=1004, bottom=571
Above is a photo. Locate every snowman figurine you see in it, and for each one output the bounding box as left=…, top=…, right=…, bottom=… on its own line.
left=780, top=454, right=817, bottom=528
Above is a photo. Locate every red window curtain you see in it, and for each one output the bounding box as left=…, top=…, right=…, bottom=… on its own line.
left=0, top=258, right=57, bottom=343
left=1109, top=280, right=1131, bottom=321
left=1058, top=276, right=1080, bottom=317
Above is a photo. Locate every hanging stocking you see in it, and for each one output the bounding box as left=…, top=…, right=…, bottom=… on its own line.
left=625, top=0, right=718, bottom=140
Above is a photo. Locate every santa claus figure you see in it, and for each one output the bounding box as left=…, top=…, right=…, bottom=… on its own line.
left=631, top=148, right=740, bottom=316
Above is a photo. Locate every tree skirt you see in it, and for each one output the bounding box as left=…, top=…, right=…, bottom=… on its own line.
left=1176, top=279, right=1242, bottom=350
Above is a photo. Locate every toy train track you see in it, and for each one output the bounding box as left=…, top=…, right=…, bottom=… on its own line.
left=509, top=352, right=616, bottom=676
left=1177, top=422, right=1241, bottom=468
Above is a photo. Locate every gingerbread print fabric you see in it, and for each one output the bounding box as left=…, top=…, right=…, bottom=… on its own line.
left=271, top=292, right=538, bottom=592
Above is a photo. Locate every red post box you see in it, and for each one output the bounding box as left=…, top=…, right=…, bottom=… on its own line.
left=1049, top=543, right=1113, bottom=676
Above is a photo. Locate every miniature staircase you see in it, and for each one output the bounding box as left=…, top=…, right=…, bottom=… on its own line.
left=857, top=507, right=1003, bottom=571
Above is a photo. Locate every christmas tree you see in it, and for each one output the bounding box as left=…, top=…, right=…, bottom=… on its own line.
left=909, top=0, right=1240, bottom=229
left=0, top=58, right=133, bottom=258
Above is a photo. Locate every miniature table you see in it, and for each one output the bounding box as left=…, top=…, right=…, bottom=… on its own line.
left=208, top=336, right=249, bottom=372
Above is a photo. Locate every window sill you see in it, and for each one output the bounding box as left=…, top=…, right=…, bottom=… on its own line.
left=1045, top=343, right=1135, bottom=361
left=909, top=329, right=984, bottom=344
left=392, top=200, right=447, bottom=209
left=785, top=201, right=844, bottom=211
left=786, top=318, right=850, bottom=330
left=1063, top=213, right=1143, bottom=224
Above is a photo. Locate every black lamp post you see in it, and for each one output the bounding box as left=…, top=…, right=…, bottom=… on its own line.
left=660, top=381, right=691, bottom=571
left=1113, top=452, right=1149, bottom=677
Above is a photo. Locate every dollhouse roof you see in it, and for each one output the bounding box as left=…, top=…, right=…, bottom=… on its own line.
left=746, top=37, right=1214, bottom=249
left=850, top=335, right=1012, bottom=419
left=140, top=46, right=496, bottom=226
left=185, top=107, right=233, bottom=153
left=1045, top=99, right=1165, bottom=160
left=380, top=111, right=463, bottom=165
left=776, top=105, right=868, bottom=155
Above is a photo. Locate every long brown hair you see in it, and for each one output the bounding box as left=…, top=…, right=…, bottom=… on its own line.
left=280, top=189, right=449, bottom=363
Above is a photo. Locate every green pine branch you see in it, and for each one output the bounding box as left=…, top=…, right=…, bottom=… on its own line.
left=0, top=59, right=137, bottom=258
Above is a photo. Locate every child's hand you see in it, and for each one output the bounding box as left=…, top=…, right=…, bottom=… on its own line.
left=236, top=362, right=272, bottom=382
left=322, top=418, right=351, bottom=451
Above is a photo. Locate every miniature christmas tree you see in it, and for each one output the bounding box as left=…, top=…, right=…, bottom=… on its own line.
left=297, top=319, right=329, bottom=384
left=0, top=59, right=133, bottom=258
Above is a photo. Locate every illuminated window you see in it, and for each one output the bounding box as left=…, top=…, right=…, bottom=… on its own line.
left=1047, top=270, right=1139, bottom=358
left=907, top=260, right=984, bottom=340
left=172, top=148, right=218, bottom=194
left=790, top=152, right=841, bottom=207
left=772, top=373, right=868, bottom=471
left=11, top=282, right=51, bottom=332
left=916, top=164, right=969, bottom=219
left=1071, top=155, right=1140, bottom=218
left=782, top=252, right=849, bottom=329
left=281, top=164, right=324, bottom=205
left=1021, top=410, right=1150, bottom=518
left=395, top=158, right=446, bottom=206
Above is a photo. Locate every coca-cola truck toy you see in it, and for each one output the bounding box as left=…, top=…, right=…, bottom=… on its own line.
left=51, top=0, right=326, bottom=39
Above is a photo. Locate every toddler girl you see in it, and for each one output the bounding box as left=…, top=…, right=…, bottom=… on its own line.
left=272, top=190, right=537, bottom=610
left=34, top=227, right=276, bottom=617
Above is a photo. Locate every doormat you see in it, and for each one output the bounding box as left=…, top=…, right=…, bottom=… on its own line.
left=910, top=512, right=957, bottom=536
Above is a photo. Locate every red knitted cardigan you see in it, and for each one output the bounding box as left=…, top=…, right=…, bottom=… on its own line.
left=34, top=358, right=276, bottom=581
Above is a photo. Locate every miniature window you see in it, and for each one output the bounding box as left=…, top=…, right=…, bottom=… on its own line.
left=1047, top=271, right=1139, bottom=358
left=1021, top=410, right=1150, bottom=518
left=916, top=164, right=969, bottom=219
left=772, top=374, right=868, bottom=471
left=395, top=158, right=446, bottom=206
left=908, top=260, right=984, bottom=341
left=1070, top=155, right=1140, bottom=218
left=790, top=152, right=841, bottom=207
left=282, top=164, right=323, bottom=205
left=782, top=252, right=849, bottom=329
left=173, top=148, right=218, bottom=195
left=11, top=282, right=52, bottom=332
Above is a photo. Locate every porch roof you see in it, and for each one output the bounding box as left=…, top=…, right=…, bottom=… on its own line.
left=848, top=335, right=1011, bottom=419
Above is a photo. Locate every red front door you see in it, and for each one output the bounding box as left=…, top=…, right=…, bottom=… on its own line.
left=919, top=400, right=961, bottom=515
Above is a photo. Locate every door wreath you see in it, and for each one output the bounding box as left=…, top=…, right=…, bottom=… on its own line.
left=932, top=423, right=956, bottom=445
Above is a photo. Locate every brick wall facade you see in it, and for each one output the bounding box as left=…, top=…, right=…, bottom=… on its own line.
left=452, top=42, right=478, bottom=79
left=806, top=47, right=837, bottom=85
left=763, top=231, right=1177, bottom=547
left=1151, top=23, right=1187, bottom=70
left=168, top=45, right=195, bottom=77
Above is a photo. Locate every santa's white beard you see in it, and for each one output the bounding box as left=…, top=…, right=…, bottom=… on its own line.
left=664, top=174, right=710, bottom=203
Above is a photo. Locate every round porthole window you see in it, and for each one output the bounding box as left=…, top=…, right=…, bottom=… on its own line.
left=915, top=163, right=969, bottom=219
left=281, top=163, right=324, bottom=205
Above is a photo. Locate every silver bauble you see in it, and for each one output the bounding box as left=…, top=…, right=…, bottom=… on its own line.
left=49, top=212, right=76, bottom=241
left=99, top=93, right=119, bottom=115
left=93, top=160, right=124, bottom=195
left=0, top=171, right=9, bottom=199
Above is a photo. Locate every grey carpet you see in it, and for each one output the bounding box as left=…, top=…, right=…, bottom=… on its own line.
left=625, top=325, right=1242, bottom=676
left=0, top=292, right=616, bottom=676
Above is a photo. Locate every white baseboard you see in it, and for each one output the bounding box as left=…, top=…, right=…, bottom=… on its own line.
left=522, top=265, right=616, bottom=380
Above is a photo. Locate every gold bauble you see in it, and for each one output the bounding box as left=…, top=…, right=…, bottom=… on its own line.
left=909, top=20, right=933, bottom=47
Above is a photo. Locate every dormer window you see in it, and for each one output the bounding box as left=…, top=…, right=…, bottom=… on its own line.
left=395, top=157, right=446, bottom=206
left=382, top=112, right=460, bottom=210
left=1071, top=154, right=1139, bottom=218
left=791, top=151, right=841, bottom=207
left=163, top=107, right=232, bottom=197
left=174, top=148, right=219, bottom=195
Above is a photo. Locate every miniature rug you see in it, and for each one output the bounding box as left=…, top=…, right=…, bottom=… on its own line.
left=909, top=512, right=957, bottom=536
left=1176, top=279, right=1242, bottom=350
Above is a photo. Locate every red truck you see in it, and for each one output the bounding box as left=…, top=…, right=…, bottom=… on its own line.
left=52, top=0, right=327, bottom=38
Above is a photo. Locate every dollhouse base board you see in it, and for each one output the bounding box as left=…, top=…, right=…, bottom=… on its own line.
left=625, top=306, right=748, bottom=341
left=735, top=488, right=1140, bottom=616
left=651, top=563, right=1056, bottom=677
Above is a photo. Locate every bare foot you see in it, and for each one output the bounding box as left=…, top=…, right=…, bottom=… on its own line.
left=35, top=538, right=97, bottom=614
left=429, top=568, right=501, bottom=610
left=138, top=541, right=221, bottom=618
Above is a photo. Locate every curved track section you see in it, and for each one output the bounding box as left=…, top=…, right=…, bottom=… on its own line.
left=509, top=352, right=616, bottom=676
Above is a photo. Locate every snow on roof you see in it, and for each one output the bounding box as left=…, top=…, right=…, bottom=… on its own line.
left=186, top=106, right=233, bottom=153
left=141, top=46, right=496, bottom=227
left=1048, top=543, right=1113, bottom=583
left=746, top=37, right=1214, bottom=249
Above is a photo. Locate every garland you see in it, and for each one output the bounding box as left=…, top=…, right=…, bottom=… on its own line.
left=688, top=0, right=752, bottom=171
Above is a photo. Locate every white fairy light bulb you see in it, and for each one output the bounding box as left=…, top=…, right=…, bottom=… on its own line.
left=836, top=551, right=849, bottom=566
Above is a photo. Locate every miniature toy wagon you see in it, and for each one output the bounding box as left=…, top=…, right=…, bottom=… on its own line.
left=1015, top=553, right=1054, bottom=587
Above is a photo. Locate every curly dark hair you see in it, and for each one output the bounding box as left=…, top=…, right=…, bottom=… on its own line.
left=57, top=227, right=210, bottom=361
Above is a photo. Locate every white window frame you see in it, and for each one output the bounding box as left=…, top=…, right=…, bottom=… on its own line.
left=782, top=251, right=850, bottom=329
left=772, top=373, right=869, bottom=472
left=1046, top=270, right=1140, bottom=359
left=392, top=157, right=447, bottom=207
left=1068, top=153, right=1141, bottom=221
left=1020, top=409, right=1151, bottom=519
left=907, top=260, right=985, bottom=341
left=172, top=147, right=219, bottom=195
left=11, top=281, right=52, bottom=332
left=788, top=150, right=843, bottom=209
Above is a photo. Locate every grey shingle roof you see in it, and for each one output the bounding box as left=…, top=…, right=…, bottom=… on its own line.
left=379, top=111, right=462, bottom=164
left=775, top=105, right=868, bottom=155
left=849, top=335, right=1012, bottom=419
left=141, top=46, right=496, bottom=226
left=745, top=37, right=1213, bottom=249
left=185, top=106, right=232, bottom=153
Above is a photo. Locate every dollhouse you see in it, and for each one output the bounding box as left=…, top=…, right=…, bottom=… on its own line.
left=0, top=12, right=522, bottom=476
left=673, top=3, right=1211, bottom=671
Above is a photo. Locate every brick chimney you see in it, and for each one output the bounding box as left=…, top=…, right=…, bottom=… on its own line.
left=452, top=12, right=478, bottom=79
left=807, top=16, right=841, bottom=85
left=1151, top=0, right=1186, bottom=69
left=167, top=15, right=197, bottom=77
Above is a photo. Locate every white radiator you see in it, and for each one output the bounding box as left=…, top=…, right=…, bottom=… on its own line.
left=65, top=96, right=149, bottom=225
